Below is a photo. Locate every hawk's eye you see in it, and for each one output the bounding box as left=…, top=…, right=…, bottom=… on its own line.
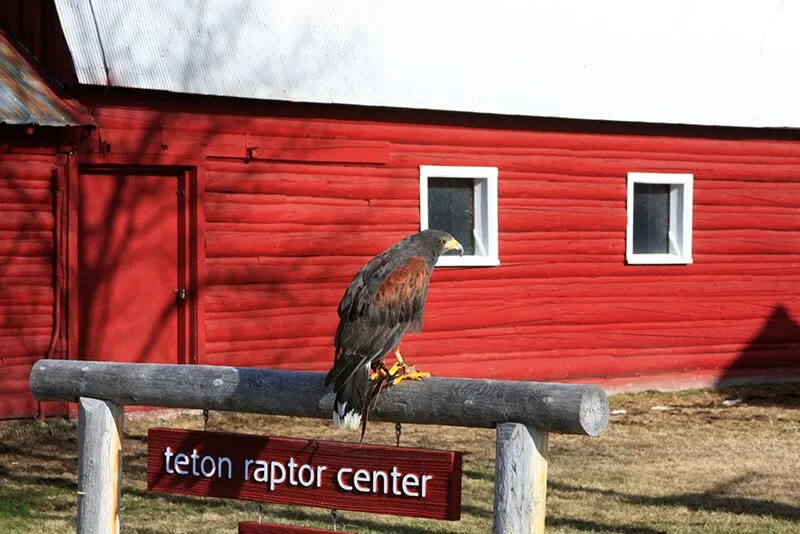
left=440, top=237, right=448, bottom=245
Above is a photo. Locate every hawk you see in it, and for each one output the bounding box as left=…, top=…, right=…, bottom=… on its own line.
left=324, top=229, right=463, bottom=439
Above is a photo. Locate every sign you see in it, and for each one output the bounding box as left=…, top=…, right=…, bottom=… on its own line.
left=147, top=428, right=462, bottom=520
left=238, top=522, right=356, bottom=534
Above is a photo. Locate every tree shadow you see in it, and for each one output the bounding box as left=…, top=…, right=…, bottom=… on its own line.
left=549, top=479, right=800, bottom=522
left=0, top=0, right=361, bottom=379
left=225, top=505, right=462, bottom=534
left=1, top=0, right=428, bottom=423
left=714, top=304, right=800, bottom=408
left=546, top=517, right=666, bottom=534
left=59, top=0, right=369, bottom=375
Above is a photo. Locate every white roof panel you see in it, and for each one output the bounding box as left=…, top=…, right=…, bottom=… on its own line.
left=53, top=0, right=800, bottom=129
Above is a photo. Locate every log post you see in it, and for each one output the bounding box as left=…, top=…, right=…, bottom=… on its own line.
left=493, top=423, right=550, bottom=534
left=77, top=397, right=124, bottom=534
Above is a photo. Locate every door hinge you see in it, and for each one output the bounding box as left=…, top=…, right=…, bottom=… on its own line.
left=174, top=288, right=187, bottom=300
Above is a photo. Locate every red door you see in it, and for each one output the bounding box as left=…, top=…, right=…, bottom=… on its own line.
left=78, top=169, right=186, bottom=364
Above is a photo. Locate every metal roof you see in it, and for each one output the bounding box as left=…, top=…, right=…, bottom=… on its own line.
left=0, top=27, right=94, bottom=127
left=53, top=0, right=800, bottom=129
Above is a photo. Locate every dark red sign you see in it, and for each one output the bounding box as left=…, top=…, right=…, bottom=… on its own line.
left=147, top=428, right=462, bottom=520
left=238, top=522, right=356, bottom=534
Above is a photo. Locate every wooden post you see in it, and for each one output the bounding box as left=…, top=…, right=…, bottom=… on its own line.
left=77, top=397, right=124, bottom=534
left=493, top=423, right=550, bottom=534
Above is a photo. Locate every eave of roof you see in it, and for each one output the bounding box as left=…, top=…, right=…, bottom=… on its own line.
left=0, top=27, right=94, bottom=127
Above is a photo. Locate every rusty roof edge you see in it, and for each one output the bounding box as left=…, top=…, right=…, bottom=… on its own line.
left=0, top=25, right=95, bottom=128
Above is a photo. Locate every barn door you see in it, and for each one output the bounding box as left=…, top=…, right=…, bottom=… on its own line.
left=77, top=168, right=191, bottom=365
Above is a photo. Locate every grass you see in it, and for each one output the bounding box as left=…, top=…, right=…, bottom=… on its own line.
left=0, top=384, right=798, bottom=533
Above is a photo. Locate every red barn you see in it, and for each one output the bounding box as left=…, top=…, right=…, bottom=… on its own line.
left=1, top=1, right=799, bottom=419
left=0, top=17, right=94, bottom=418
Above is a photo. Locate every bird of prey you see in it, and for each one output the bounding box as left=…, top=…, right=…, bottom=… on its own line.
left=324, top=229, right=463, bottom=439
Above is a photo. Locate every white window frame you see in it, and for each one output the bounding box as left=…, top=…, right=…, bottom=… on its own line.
left=626, top=172, right=694, bottom=265
left=420, top=165, right=499, bottom=267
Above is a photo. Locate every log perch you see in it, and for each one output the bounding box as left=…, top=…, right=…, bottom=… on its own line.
left=30, top=360, right=608, bottom=436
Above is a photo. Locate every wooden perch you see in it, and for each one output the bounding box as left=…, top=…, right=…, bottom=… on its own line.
left=30, top=360, right=608, bottom=436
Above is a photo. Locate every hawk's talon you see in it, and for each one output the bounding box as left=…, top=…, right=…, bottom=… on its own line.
left=391, top=370, right=431, bottom=385
left=387, top=361, right=403, bottom=376
left=386, top=361, right=431, bottom=385
left=369, top=364, right=390, bottom=381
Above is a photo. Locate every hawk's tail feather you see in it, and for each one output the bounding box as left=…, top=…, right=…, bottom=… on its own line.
left=331, top=363, right=370, bottom=432
left=359, top=371, right=391, bottom=443
left=324, top=350, right=369, bottom=391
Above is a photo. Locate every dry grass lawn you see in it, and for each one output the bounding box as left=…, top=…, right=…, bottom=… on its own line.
left=0, top=383, right=798, bottom=533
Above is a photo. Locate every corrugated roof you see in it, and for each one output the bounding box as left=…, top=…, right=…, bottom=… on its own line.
left=53, top=0, right=800, bottom=129
left=0, top=27, right=94, bottom=127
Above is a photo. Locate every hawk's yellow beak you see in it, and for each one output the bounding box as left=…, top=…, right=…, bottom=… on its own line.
left=444, top=237, right=464, bottom=256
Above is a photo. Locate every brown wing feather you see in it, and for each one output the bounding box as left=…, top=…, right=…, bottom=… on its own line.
left=374, top=256, right=430, bottom=333
left=376, top=256, right=429, bottom=309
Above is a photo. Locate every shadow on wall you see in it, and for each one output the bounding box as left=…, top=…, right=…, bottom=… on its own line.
left=1, top=0, right=413, bottom=387
left=714, top=304, right=800, bottom=406
left=56, top=0, right=359, bottom=370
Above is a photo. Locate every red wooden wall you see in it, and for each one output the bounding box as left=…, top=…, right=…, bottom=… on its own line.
left=2, top=89, right=799, bottom=419
left=0, top=137, right=61, bottom=418
left=79, top=93, right=800, bottom=393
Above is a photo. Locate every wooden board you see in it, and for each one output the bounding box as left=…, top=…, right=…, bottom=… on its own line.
left=147, top=428, right=462, bottom=520
left=239, top=522, right=355, bottom=533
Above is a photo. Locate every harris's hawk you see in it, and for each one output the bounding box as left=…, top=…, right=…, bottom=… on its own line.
left=324, top=229, right=463, bottom=438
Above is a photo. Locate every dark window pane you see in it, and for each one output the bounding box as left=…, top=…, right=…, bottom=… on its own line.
left=428, top=178, right=475, bottom=255
left=633, top=183, right=670, bottom=253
